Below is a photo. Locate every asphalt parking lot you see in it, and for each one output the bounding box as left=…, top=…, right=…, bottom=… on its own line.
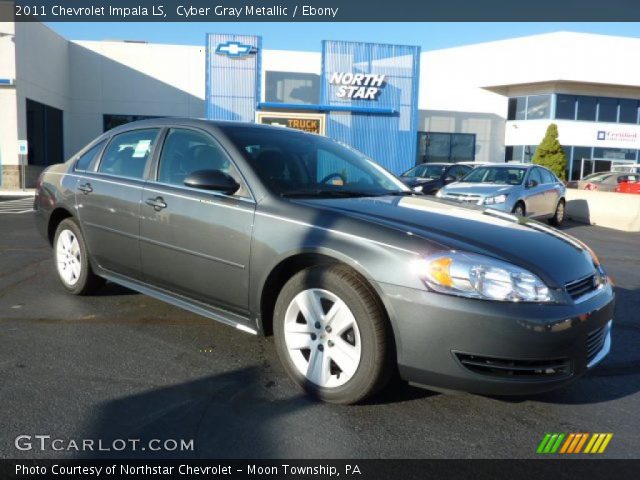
left=0, top=202, right=638, bottom=459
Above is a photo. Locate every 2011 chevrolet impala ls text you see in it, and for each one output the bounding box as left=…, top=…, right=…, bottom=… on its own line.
left=34, top=119, right=614, bottom=404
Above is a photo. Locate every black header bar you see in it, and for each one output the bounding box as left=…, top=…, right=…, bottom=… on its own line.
left=1, top=0, right=640, bottom=22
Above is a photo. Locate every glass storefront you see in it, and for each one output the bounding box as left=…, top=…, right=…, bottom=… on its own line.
left=417, top=132, right=476, bottom=164
left=508, top=144, right=640, bottom=180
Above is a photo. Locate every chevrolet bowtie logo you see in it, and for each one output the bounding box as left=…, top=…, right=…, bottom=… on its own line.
left=215, top=41, right=257, bottom=58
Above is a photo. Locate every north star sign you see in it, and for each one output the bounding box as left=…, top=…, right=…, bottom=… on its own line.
left=330, top=72, right=386, bottom=100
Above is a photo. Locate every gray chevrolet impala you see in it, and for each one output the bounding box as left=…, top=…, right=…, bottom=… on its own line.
left=34, top=118, right=614, bottom=404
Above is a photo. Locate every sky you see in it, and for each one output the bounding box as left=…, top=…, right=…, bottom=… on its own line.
left=46, top=22, right=640, bottom=51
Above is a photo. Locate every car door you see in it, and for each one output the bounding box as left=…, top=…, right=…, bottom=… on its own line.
left=76, top=128, right=161, bottom=279
left=540, top=168, right=561, bottom=215
left=522, top=167, right=546, bottom=217
left=139, top=127, right=255, bottom=314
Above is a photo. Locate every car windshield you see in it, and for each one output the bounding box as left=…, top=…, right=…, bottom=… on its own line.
left=461, top=167, right=527, bottom=185
left=220, top=126, right=409, bottom=197
left=402, top=165, right=445, bottom=179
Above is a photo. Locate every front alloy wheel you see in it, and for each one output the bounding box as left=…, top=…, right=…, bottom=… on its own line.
left=274, top=265, right=392, bottom=404
left=284, top=288, right=362, bottom=388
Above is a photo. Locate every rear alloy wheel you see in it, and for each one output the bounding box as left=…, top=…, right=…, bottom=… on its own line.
left=54, top=218, right=104, bottom=295
left=512, top=202, right=526, bottom=217
left=549, top=199, right=565, bottom=226
left=274, top=265, right=392, bottom=404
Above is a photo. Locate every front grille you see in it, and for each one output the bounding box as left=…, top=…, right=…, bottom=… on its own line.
left=587, top=325, right=608, bottom=364
left=455, top=353, right=571, bottom=378
left=443, top=193, right=482, bottom=204
left=565, top=274, right=598, bottom=300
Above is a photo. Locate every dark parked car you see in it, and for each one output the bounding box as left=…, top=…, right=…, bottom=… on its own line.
left=399, top=162, right=472, bottom=194
left=35, top=119, right=614, bottom=404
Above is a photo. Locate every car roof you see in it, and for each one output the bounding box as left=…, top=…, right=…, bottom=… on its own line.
left=104, top=117, right=320, bottom=137
left=479, top=163, right=532, bottom=169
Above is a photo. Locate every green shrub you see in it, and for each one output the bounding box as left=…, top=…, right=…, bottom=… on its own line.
left=532, top=123, right=567, bottom=180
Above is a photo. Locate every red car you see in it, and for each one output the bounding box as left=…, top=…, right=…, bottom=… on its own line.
left=616, top=180, right=640, bottom=194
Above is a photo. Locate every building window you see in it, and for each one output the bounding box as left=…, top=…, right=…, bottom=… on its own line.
left=507, top=95, right=550, bottom=120
left=526, top=95, right=551, bottom=120
left=507, top=97, right=526, bottom=120
left=619, top=99, right=639, bottom=124
left=597, top=97, right=618, bottom=123
left=576, top=96, right=597, bottom=121
left=265, top=71, right=320, bottom=105
left=417, top=132, right=475, bottom=163
left=103, top=114, right=160, bottom=132
left=555, top=94, right=576, bottom=120
left=26, top=98, right=64, bottom=167
left=505, top=145, right=524, bottom=162
left=523, top=145, right=537, bottom=163
left=571, top=146, right=593, bottom=180
left=593, top=147, right=637, bottom=161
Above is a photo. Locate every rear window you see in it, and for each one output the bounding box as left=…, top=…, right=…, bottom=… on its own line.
left=98, top=129, right=160, bottom=179
left=74, top=141, right=105, bottom=172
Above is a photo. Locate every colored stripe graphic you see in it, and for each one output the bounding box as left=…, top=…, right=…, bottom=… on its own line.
left=585, top=433, right=613, bottom=454
left=540, top=433, right=613, bottom=454
left=537, top=433, right=565, bottom=454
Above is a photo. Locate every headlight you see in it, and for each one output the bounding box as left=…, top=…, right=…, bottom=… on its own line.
left=435, top=189, right=443, bottom=198
left=484, top=194, right=508, bottom=205
left=413, top=185, right=424, bottom=193
left=412, top=251, right=555, bottom=302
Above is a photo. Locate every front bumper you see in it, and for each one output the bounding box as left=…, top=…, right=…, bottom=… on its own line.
left=381, top=282, right=615, bottom=395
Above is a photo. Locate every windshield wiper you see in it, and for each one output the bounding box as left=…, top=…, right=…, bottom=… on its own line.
left=281, top=189, right=376, bottom=198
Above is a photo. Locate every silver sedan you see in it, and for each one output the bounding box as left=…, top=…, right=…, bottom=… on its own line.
left=436, top=163, right=567, bottom=225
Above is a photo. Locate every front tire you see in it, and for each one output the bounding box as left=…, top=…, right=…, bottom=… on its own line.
left=54, top=218, right=104, bottom=295
left=548, top=199, right=565, bottom=226
left=512, top=201, right=526, bottom=217
left=273, top=265, right=392, bottom=404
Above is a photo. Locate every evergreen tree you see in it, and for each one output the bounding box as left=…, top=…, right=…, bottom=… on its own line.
left=532, top=123, right=567, bottom=180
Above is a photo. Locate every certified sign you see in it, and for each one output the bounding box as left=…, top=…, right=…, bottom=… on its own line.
left=256, top=112, right=325, bottom=135
left=17, top=140, right=28, bottom=155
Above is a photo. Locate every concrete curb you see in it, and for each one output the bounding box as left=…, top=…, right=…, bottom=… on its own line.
left=0, top=189, right=35, bottom=197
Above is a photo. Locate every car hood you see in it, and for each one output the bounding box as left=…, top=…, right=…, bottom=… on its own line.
left=441, top=183, right=517, bottom=196
left=295, top=195, right=595, bottom=287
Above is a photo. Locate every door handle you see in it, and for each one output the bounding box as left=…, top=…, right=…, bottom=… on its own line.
left=77, top=183, right=93, bottom=194
left=145, top=196, right=167, bottom=211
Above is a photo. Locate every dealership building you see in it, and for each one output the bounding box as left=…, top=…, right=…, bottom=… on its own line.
left=1, top=21, right=640, bottom=189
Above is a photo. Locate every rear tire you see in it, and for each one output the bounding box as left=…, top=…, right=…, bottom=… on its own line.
left=548, top=199, right=565, bottom=226
left=273, top=265, right=393, bottom=404
left=54, top=218, right=104, bottom=295
left=512, top=201, right=526, bottom=217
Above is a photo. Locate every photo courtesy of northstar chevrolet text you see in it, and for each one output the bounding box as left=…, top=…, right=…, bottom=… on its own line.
left=0, top=0, right=639, bottom=478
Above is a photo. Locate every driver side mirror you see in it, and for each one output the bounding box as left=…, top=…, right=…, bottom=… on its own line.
left=444, top=175, right=456, bottom=184
left=184, top=169, right=240, bottom=195
left=526, top=179, right=538, bottom=188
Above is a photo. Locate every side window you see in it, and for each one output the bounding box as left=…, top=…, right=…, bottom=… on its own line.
left=449, top=166, right=468, bottom=180
left=528, top=168, right=544, bottom=185
left=74, top=141, right=105, bottom=172
left=98, top=129, right=159, bottom=179
left=157, top=128, right=249, bottom=197
left=540, top=169, right=556, bottom=184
